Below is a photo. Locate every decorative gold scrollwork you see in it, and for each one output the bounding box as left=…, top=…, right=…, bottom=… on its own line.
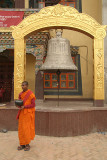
left=96, top=28, right=106, bottom=39
left=11, top=4, right=106, bottom=100
left=17, top=52, right=23, bottom=59
left=12, top=4, right=106, bottom=40
left=96, top=49, right=103, bottom=89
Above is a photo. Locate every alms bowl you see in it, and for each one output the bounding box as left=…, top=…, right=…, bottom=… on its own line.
left=15, top=100, right=23, bottom=106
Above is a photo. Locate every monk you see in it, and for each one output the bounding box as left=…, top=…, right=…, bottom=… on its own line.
left=16, top=81, right=36, bottom=151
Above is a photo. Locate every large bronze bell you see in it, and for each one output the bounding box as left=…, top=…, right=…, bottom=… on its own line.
left=40, top=31, right=78, bottom=71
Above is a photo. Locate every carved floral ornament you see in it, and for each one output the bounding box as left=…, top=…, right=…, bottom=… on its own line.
left=10, top=4, right=107, bottom=100
left=96, top=49, right=103, bottom=89
left=95, top=28, right=107, bottom=39
left=12, top=4, right=107, bottom=40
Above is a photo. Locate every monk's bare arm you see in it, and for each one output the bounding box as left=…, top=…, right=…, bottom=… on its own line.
left=24, top=98, right=35, bottom=108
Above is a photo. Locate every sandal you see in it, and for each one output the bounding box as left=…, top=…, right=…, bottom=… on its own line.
left=17, top=145, right=25, bottom=150
left=24, top=144, right=30, bottom=151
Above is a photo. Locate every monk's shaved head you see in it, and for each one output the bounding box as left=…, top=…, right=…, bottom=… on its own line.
left=22, top=81, right=28, bottom=86
left=21, top=81, right=28, bottom=92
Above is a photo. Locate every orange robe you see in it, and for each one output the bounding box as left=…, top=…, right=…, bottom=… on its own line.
left=18, top=89, right=36, bottom=145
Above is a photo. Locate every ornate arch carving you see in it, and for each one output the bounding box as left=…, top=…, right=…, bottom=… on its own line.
left=12, top=4, right=107, bottom=106
left=12, top=4, right=106, bottom=39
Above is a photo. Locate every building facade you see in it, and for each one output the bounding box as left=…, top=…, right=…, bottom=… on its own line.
left=0, top=0, right=106, bottom=103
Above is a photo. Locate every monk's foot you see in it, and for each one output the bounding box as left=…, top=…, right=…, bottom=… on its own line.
left=17, top=145, right=25, bottom=150
left=24, top=144, right=30, bottom=151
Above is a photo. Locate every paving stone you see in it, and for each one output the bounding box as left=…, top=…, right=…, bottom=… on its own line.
left=0, top=131, right=107, bottom=160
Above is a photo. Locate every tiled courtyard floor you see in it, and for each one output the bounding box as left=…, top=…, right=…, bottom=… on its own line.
left=0, top=131, right=107, bottom=160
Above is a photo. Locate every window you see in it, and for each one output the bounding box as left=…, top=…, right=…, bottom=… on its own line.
left=44, top=73, right=58, bottom=88
left=60, top=73, right=75, bottom=88
left=0, top=0, right=15, bottom=8
left=44, top=56, right=76, bottom=89
left=44, top=72, right=75, bottom=89
left=59, top=0, right=76, bottom=8
left=38, top=0, right=45, bottom=9
left=29, top=0, right=76, bottom=9
left=29, top=0, right=45, bottom=8
left=44, top=54, right=82, bottom=95
left=29, top=0, right=82, bottom=13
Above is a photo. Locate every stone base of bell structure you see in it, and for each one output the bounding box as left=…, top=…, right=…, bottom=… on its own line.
left=0, top=101, right=107, bottom=137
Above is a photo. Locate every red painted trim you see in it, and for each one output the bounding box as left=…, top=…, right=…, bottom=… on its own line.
left=38, top=1, right=45, bottom=7
left=44, top=56, right=76, bottom=89
left=59, top=0, right=76, bottom=8
left=44, top=73, right=58, bottom=88
left=60, top=73, right=75, bottom=89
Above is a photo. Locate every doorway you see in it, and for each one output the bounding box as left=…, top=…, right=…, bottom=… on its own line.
left=0, top=51, right=14, bottom=102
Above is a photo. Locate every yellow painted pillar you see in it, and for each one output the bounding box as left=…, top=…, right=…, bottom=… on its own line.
left=94, top=38, right=104, bottom=106
left=25, top=0, right=29, bottom=8
left=14, top=38, right=26, bottom=99
left=94, top=28, right=106, bottom=106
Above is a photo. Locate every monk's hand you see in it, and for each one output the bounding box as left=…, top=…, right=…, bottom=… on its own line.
left=16, top=105, right=21, bottom=108
left=20, top=106, right=24, bottom=109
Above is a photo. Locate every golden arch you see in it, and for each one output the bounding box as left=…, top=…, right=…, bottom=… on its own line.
left=12, top=4, right=106, bottom=106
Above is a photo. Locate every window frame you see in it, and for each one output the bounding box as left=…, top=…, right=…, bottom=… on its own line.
left=38, top=0, right=45, bottom=8
left=67, top=73, right=75, bottom=88
left=44, top=73, right=58, bottom=88
left=60, top=73, right=75, bottom=89
left=59, top=0, right=76, bottom=8
left=44, top=72, right=76, bottom=89
left=44, top=56, right=76, bottom=89
left=44, top=73, right=51, bottom=88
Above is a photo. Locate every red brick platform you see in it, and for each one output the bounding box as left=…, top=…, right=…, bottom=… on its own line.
left=0, top=100, right=107, bottom=137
